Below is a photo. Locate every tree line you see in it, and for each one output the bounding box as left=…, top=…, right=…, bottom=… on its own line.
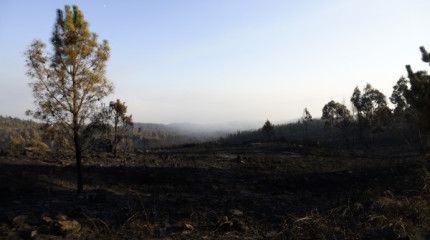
left=0, top=116, right=48, bottom=156
left=232, top=47, right=430, bottom=157
left=0, top=114, right=197, bottom=158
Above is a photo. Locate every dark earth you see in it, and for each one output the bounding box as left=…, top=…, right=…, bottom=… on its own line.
left=1, top=141, right=429, bottom=239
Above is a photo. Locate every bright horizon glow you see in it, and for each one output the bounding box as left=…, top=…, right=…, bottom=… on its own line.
left=1, top=0, right=430, bottom=125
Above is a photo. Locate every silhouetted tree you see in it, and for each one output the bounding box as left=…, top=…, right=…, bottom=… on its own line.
left=350, top=84, right=391, bottom=146
left=301, top=108, right=312, bottom=138
left=25, top=5, right=113, bottom=195
left=399, top=46, right=430, bottom=154
left=390, top=77, right=411, bottom=119
left=351, top=86, right=366, bottom=143
left=262, top=119, right=275, bottom=140
left=322, top=100, right=352, bottom=143
left=406, top=54, right=430, bottom=136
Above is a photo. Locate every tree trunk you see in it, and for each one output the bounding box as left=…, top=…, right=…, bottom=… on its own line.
left=123, top=136, right=128, bottom=166
left=305, top=123, right=308, bottom=139
left=113, top=142, right=117, bottom=159
left=113, top=122, right=118, bottom=159
left=74, top=131, right=83, bottom=195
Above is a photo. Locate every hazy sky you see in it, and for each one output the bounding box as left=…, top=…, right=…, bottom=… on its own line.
left=1, top=0, right=430, bottom=125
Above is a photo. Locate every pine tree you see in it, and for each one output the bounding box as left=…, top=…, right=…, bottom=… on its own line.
left=262, top=119, right=275, bottom=140
left=109, top=99, right=133, bottom=159
left=401, top=46, right=430, bottom=153
left=25, top=5, right=113, bottom=195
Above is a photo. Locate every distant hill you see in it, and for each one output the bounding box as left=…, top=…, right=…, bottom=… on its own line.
left=1, top=115, right=311, bottom=151
left=0, top=115, right=48, bottom=155
left=134, top=121, right=265, bottom=142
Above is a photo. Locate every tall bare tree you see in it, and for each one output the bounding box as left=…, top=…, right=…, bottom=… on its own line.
left=25, top=5, right=113, bottom=195
left=301, top=108, right=312, bottom=138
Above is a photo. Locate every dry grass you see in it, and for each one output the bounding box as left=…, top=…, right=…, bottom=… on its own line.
left=270, top=166, right=430, bottom=240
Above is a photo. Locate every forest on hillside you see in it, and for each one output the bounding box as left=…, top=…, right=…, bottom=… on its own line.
left=0, top=115, right=202, bottom=158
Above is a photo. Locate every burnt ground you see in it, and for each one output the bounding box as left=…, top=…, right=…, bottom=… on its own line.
left=0, top=141, right=429, bottom=239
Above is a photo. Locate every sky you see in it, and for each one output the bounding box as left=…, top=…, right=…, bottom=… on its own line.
left=1, top=0, right=430, bottom=125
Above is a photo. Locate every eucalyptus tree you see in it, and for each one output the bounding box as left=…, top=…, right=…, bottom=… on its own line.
left=350, top=84, right=391, bottom=146
left=322, top=100, right=352, bottom=142
left=25, top=5, right=113, bottom=195
left=322, top=101, right=338, bottom=128
left=390, top=77, right=410, bottom=118
left=297, top=108, right=313, bottom=139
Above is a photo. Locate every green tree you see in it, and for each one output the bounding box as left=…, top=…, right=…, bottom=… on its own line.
left=25, top=5, right=113, bottom=195
left=262, top=119, right=275, bottom=140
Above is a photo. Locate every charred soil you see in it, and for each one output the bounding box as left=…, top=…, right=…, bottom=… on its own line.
left=0, top=141, right=429, bottom=239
